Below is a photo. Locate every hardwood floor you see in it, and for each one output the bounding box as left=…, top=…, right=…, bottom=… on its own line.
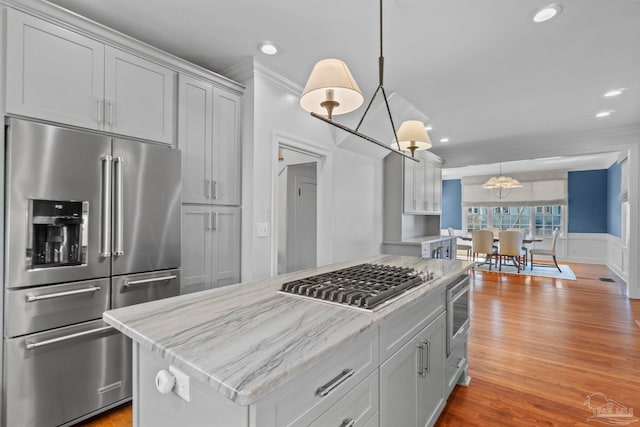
left=436, top=262, right=640, bottom=426
left=79, top=262, right=639, bottom=427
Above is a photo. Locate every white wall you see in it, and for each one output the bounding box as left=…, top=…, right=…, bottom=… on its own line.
left=227, top=60, right=384, bottom=281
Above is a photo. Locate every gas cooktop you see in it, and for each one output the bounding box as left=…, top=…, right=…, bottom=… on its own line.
left=279, top=263, right=436, bottom=310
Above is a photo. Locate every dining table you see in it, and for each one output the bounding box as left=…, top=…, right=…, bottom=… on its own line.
left=458, top=234, right=543, bottom=269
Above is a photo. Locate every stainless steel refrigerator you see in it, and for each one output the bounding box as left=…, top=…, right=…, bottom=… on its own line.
left=2, top=119, right=181, bottom=427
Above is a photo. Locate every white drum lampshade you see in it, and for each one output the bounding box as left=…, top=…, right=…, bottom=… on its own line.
left=300, top=59, right=364, bottom=119
left=394, top=120, right=432, bottom=156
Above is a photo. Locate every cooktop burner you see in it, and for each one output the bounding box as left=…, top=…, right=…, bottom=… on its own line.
left=280, top=263, right=436, bottom=310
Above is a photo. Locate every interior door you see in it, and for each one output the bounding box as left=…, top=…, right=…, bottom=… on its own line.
left=112, top=139, right=181, bottom=275
left=5, top=119, right=111, bottom=288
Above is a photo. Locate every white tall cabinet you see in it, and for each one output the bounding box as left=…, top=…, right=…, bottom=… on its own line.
left=403, top=152, right=443, bottom=215
left=6, top=8, right=176, bottom=144
left=178, top=74, right=242, bottom=294
left=3, top=4, right=244, bottom=296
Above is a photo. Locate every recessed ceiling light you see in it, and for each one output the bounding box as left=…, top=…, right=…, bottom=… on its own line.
left=532, top=4, right=563, bottom=23
left=440, top=137, right=449, bottom=143
left=425, top=125, right=433, bottom=131
left=604, top=89, right=624, bottom=97
left=595, top=111, right=613, bottom=118
left=259, top=42, right=278, bottom=55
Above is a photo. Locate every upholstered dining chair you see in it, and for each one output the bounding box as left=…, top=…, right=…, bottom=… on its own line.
left=472, top=229, right=496, bottom=269
left=530, top=228, right=561, bottom=272
left=497, top=230, right=526, bottom=272
left=507, top=228, right=529, bottom=267
left=448, top=227, right=472, bottom=260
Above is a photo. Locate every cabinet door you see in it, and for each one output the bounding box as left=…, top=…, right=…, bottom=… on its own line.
left=403, top=158, right=417, bottom=213
left=432, top=162, right=442, bottom=213
left=181, top=205, right=212, bottom=294
left=380, top=312, right=446, bottom=427
left=424, top=159, right=435, bottom=213
left=380, top=329, right=421, bottom=427
left=6, top=9, right=105, bottom=130
left=417, top=313, right=446, bottom=427
left=211, top=206, right=241, bottom=288
left=104, top=46, right=176, bottom=144
left=178, top=75, right=213, bottom=204
left=415, top=159, right=427, bottom=213
left=212, top=88, right=241, bottom=205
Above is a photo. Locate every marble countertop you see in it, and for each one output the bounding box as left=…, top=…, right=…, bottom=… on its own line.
left=383, top=235, right=457, bottom=246
left=104, top=255, right=472, bottom=405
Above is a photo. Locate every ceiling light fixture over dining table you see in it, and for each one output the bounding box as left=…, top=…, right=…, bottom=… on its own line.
left=299, top=0, right=431, bottom=161
left=482, top=163, right=522, bottom=199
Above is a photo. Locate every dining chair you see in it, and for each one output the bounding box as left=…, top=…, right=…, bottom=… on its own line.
left=448, top=227, right=471, bottom=260
left=529, top=228, right=561, bottom=272
left=507, top=228, right=529, bottom=267
left=497, top=230, right=526, bottom=272
left=472, top=229, right=496, bottom=269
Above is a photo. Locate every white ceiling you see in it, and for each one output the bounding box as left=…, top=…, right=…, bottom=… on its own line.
left=47, top=0, right=640, bottom=173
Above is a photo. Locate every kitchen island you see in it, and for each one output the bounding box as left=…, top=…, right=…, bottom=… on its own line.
left=104, top=255, right=473, bottom=426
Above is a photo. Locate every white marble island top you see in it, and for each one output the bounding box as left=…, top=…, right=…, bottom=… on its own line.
left=104, top=255, right=472, bottom=406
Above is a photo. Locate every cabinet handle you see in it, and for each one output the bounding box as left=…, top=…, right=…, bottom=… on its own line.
left=424, top=339, right=430, bottom=374
left=212, top=212, right=218, bottom=231
left=418, top=342, right=425, bottom=376
left=206, top=212, right=211, bottom=231
left=207, top=179, right=212, bottom=199
left=316, top=368, right=355, bottom=397
left=97, top=98, right=103, bottom=124
left=212, top=180, right=218, bottom=199
left=108, top=100, right=114, bottom=126
left=340, top=419, right=355, bottom=427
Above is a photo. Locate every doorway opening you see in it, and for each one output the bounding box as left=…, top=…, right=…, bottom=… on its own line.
left=276, top=146, right=318, bottom=274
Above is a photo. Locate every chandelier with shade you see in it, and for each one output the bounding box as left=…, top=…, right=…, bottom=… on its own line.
left=299, top=0, right=431, bottom=162
left=482, top=163, right=522, bottom=199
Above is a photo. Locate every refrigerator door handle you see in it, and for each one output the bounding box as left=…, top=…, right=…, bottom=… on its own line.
left=100, top=155, right=112, bottom=257
left=114, top=156, right=124, bottom=256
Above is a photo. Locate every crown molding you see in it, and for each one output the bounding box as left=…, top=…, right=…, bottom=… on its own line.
left=222, top=59, right=303, bottom=98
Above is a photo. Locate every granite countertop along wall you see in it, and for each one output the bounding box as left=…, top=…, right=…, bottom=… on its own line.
left=104, top=255, right=473, bottom=406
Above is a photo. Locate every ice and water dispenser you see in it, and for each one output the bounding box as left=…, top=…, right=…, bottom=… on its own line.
left=28, top=199, right=88, bottom=269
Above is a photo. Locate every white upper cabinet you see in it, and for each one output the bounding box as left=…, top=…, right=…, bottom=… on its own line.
left=6, top=9, right=176, bottom=144
left=403, top=153, right=443, bottom=215
left=6, top=9, right=105, bottom=130
left=178, top=75, right=241, bottom=205
left=178, top=75, right=213, bottom=204
left=104, top=47, right=176, bottom=144
left=212, top=88, right=241, bottom=206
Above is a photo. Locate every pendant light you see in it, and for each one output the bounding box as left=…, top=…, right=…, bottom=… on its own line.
left=482, top=163, right=522, bottom=199
left=299, top=0, right=429, bottom=162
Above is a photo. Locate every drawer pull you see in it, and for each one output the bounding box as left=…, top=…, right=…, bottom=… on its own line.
left=457, top=356, right=467, bottom=369
left=340, top=418, right=356, bottom=427
left=418, top=340, right=431, bottom=376
left=26, top=326, right=114, bottom=350
left=125, top=275, right=177, bottom=287
left=26, top=285, right=101, bottom=302
left=316, top=368, right=355, bottom=397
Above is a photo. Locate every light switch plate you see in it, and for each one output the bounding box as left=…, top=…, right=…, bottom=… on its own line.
left=169, top=365, right=191, bottom=402
left=257, top=222, right=269, bottom=238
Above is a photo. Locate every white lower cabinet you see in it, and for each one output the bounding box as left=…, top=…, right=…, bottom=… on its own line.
left=380, top=312, right=446, bottom=427
left=181, top=205, right=240, bottom=294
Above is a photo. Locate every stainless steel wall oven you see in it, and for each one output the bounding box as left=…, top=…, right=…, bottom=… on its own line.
left=446, top=275, right=470, bottom=356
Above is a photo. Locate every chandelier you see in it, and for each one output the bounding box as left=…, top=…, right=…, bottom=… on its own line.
left=482, top=164, right=522, bottom=199
left=299, top=0, right=430, bottom=161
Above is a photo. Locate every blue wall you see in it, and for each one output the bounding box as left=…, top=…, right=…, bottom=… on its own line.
left=441, top=169, right=621, bottom=235
left=441, top=179, right=462, bottom=229
left=567, top=170, right=608, bottom=233
left=607, top=162, right=621, bottom=237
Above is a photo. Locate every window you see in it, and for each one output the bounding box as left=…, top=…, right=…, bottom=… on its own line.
left=465, top=205, right=563, bottom=236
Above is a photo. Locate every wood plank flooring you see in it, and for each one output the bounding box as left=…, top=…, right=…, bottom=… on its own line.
left=78, top=262, right=639, bottom=427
